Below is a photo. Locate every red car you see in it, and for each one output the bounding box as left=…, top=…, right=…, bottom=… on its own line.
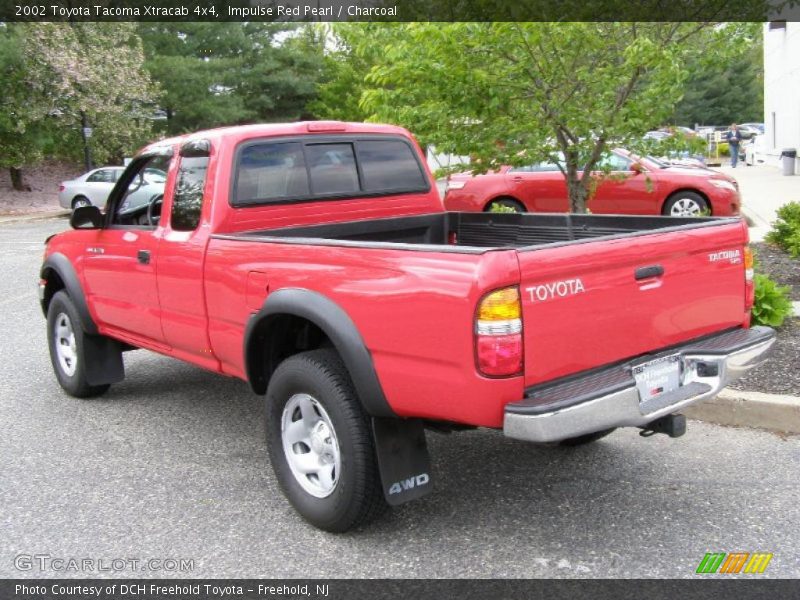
left=444, top=149, right=741, bottom=217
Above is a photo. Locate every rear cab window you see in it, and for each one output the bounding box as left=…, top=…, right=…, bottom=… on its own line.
left=232, top=135, right=429, bottom=207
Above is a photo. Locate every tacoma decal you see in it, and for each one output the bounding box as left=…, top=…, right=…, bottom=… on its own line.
left=525, top=278, right=586, bottom=303
left=708, top=249, right=742, bottom=264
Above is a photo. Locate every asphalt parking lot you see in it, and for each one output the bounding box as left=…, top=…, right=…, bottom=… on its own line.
left=1, top=217, right=799, bottom=579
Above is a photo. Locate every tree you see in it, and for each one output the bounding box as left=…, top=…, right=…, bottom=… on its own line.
left=2, top=23, right=158, bottom=187
left=670, top=24, right=763, bottom=126
left=309, top=23, right=394, bottom=122
left=138, top=23, right=325, bottom=135
left=344, top=23, right=748, bottom=213
left=0, top=24, right=51, bottom=190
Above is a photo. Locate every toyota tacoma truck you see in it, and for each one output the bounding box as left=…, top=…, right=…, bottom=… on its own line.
left=39, top=121, right=775, bottom=532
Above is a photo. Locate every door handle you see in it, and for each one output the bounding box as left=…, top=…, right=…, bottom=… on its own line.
left=512, top=176, right=523, bottom=182
left=635, top=265, right=664, bottom=280
left=137, top=250, right=151, bottom=265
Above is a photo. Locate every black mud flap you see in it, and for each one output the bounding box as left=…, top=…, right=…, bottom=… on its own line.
left=83, top=334, right=125, bottom=387
left=372, top=418, right=432, bottom=506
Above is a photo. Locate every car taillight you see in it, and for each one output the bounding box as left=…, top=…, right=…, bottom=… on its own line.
left=475, top=286, right=523, bottom=377
left=744, top=245, right=754, bottom=310
left=58, top=184, right=65, bottom=192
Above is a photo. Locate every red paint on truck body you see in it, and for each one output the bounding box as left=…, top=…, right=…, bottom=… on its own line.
left=44, top=123, right=752, bottom=428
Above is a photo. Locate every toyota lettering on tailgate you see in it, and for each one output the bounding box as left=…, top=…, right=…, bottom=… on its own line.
left=525, top=278, right=586, bottom=303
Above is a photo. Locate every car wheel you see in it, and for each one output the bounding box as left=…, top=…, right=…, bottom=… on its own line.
left=71, top=196, right=91, bottom=210
left=485, top=198, right=525, bottom=213
left=46, top=291, right=111, bottom=398
left=265, top=349, right=387, bottom=532
left=663, top=192, right=709, bottom=217
left=559, top=428, right=616, bottom=447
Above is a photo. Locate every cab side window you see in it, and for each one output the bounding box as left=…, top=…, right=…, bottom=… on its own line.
left=112, top=155, right=170, bottom=227
left=171, top=156, right=209, bottom=231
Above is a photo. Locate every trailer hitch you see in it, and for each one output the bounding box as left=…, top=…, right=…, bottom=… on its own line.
left=639, top=413, right=686, bottom=438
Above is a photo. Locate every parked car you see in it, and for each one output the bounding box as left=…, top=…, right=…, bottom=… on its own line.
left=58, top=167, right=125, bottom=210
left=58, top=166, right=167, bottom=217
left=738, top=123, right=764, bottom=139
left=745, top=133, right=767, bottom=166
left=644, top=130, right=671, bottom=141
left=444, top=149, right=741, bottom=217
left=40, top=122, right=773, bottom=532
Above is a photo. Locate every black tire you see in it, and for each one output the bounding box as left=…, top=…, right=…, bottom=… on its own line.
left=265, top=349, right=387, bottom=532
left=46, top=291, right=111, bottom=398
left=662, top=191, right=709, bottom=217
left=485, top=197, right=525, bottom=213
left=71, top=196, right=91, bottom=210
left=559, top=428, right=616, bottom=447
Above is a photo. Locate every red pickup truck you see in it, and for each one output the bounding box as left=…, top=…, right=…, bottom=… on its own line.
left=40, top=122, right=775, bottom=532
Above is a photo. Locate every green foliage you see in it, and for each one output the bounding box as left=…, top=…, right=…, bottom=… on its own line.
left=671, top=23, right=763, bottom=126
left=310, top=23, right=398, bottom=122
left=336, top=23, right=735, bottom=213
left=488, top=203, right=519, bottom=214
left=138, top=23, right=325, bottom=135
left=751, top=273, right=793, bottom=328
left=717, top=142, right=730, bottom=156
left=2, top=23, right=158, bottom=172
left=766, top=201, right=800, bottom=257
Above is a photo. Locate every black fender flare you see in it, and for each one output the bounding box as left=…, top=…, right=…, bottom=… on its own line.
left=244, top=288, right=395, bottom=418
left=41, top=253, right=124, bottom=386
left=40, top=253, right=99, bottom=335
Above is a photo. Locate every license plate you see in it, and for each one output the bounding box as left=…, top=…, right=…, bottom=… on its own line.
left=632, top=354, right=681, bottom=402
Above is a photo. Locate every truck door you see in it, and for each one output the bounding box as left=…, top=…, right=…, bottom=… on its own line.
left=155, top=142, right=217, bottom=370
left=81, top=153, right=171, bottom=345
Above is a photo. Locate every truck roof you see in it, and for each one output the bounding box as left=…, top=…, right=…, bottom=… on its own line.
left=139, top=121, right=414, bottom=155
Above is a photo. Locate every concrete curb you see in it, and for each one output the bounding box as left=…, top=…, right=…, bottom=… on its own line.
left=684, top=388, right=800, bottom=434
left=0, top=210, right=69, bottom=225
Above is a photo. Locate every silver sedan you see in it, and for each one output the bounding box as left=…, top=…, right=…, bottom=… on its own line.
left=58, top=167, right=125, bottom=210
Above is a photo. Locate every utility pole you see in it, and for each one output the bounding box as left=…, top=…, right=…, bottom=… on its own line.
left=80, top=110, right=93, bottom=171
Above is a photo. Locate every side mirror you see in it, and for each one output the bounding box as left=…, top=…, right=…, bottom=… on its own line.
left=70, top=205, right=103, bottom=229
left=630, top=162, right=643, bottom=175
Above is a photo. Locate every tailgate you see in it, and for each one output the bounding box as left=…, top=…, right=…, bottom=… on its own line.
left=516, top=221, right=748, bottom=387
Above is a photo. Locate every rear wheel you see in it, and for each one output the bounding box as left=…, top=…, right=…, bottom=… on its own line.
left=265, top=349, right=387, bottom=532
left=46, top=291, right=111, bottom=398
left=559, top=428, right=616, bottom=447
left=71, top=196, right=91, bottom=210
left=662, top=192, right=709, bottom=217
left=485, top=197, right=525, bottom=213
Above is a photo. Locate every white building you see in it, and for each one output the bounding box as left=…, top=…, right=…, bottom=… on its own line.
left=763, top=21, right=800, bottom=172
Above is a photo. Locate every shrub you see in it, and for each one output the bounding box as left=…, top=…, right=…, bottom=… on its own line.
left=717, top=142, right=729, bottom=156
left=489, top=202, right=520, bottom=213
left=751, top=273, right=793, bottom=327
left=766, top=201, right=800, bottom=257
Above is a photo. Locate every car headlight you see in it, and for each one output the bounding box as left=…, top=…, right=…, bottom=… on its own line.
left=709, top=179, right=737, bottom=192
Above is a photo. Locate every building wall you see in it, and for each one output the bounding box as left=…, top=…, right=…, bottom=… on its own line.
left=763, top=22, right=800, bottom=170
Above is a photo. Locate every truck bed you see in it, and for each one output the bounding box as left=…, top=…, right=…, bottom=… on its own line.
left=221, top=212, right=739, bottom=251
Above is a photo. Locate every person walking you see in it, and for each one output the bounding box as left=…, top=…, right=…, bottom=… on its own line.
left=726, top=123, right=743, bottom=168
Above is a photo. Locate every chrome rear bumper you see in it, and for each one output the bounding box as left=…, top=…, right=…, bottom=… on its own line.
left=503, top=327, right=776, bottom=443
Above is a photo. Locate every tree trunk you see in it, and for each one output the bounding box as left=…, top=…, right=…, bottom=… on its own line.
left=564, top=163, right=588, bottom=214
left=9, top=167, right=32, bottom=192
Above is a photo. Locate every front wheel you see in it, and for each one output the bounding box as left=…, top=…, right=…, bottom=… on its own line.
left=662, top=192, right=709, bottom=217
left=265, top=349, right=387, bottom=532
left=46, top=291, right=110, bottom=398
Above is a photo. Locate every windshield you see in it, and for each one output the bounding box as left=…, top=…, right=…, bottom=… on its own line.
left=644, top=155, right=669, bottom=168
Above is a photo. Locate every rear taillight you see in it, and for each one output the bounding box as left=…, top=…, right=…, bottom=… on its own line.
left=475, top=286, right=523, bottom=377
left=58, top=184, right=65, bottom=192
left=744, top=245, right=754, bottom=310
